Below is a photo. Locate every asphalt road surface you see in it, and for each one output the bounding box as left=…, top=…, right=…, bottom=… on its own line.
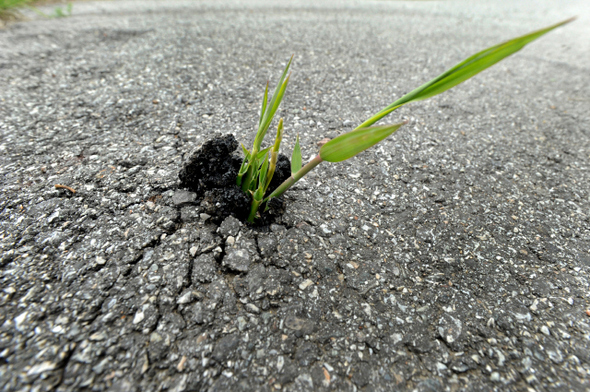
left=1, top=1, right=589, bottom=391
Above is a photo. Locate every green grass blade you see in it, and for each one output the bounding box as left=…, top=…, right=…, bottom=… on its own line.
left=320, top=122, right=406, bottom=162
left=250, top=165, right=262, bottom=191
left=269, top=56, right=293, bottom=99
left=257, top=147, right=271, bottom=161
left=241, top=156, right=258, bottom=192
left=259, top=152, right=270, bottom=187
left=237, top=159, right=248, bottom=185
left=265, top=74, right=291, bottom=127
left=247, top=187, right=265, bottom=223
left=357, top=17, right=575, bottom=129
left=254, top=56, right=293, bottom=149
left=265, top=55, right=293, bottom=120
left=241, top=143, right=251, bottom=160
left=256, top=73, right=291, bottom=149
left=291, top=134, right=302, bottom=174
left=237, top=143, right=257, bottom=186
left=258, top=82, right=269, bottom=128
left=264, top=119, right=284, bottom=192
left=272, top=118, right=284, bottom=154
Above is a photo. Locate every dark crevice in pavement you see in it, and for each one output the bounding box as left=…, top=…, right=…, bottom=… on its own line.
left=54, top=342, right=77, bottom=391
left=184, top=237, right=195, bottom=290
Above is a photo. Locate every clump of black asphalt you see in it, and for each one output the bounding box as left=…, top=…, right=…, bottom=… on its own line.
left=1, top=1, right=589, bottom=391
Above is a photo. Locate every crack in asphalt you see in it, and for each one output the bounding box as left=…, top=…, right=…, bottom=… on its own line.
left=1, top=1, right=589, bottom=391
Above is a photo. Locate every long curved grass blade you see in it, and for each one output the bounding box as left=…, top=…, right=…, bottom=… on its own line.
left=291, top=135, right=302, bottom=174
left=357, top=17, right=575, bottom=129
left=320, top=122, right=406, bottom=162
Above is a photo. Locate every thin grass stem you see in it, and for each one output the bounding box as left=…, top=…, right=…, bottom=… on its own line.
left=264, top=154, right=323, bottom=202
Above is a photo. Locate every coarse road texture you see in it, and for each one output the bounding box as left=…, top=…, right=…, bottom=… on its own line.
left=1, top=1, right=589, bottom=391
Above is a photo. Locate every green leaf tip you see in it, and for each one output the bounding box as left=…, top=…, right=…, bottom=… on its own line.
left=241, top=143, right=251, bottom=159
left=274, top=118, right=284, bottom=152
left=291, top=134, right=302, bottom=174
left=320, top=122, right=406, bottom=163
left=254, top=56, right=294, bottom=150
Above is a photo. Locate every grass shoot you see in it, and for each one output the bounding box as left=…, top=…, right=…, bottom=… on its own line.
left=239, top=18, right=574, bottom=223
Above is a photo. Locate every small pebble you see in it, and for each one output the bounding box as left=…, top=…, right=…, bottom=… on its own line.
left=246, top=303, right=260, bottom=314
left=133, top=310, right=144, bottom=324
left=299, top=279, right=314, bottom=290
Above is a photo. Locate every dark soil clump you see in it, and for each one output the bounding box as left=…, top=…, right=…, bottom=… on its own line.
left=179, top=133, right=290, bottom=224
left=179, top=133, right=242, bottom=192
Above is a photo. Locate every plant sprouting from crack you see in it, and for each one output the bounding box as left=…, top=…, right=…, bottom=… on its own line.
left=238, top=18, right=574, bottom=223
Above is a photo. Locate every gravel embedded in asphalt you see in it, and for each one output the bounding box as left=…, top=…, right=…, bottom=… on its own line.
left=1, top=1, right=589, bottom=391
